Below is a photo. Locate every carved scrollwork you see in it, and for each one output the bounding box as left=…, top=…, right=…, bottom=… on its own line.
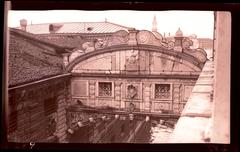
left=167, top=41, right=175, bottom=50
left=113, top=30, right=129, bottom=43
left=94, top=38, right=109, bottom=50
left=182, top=38, right=193, bottom=49
left=82, top=42, right=95, bottom=53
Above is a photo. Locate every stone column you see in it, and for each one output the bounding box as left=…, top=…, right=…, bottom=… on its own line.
left=55, top=85, right=68, bottom=143
left=212, top=11, right=230, bottom=143
left=143, top=82, right=151, bottom=112
left=114, top=81, right=122, bottom=109
left=172, top=84, right=181, bottom=113
left=89, top=81, right=96, bottom=107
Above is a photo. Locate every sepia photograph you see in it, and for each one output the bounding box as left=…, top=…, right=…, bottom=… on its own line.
left=3, top=1, right=231, bottom=147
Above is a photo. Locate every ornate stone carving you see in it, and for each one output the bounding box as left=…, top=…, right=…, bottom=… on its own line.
left=127, top=84, right=138, bottom=99
left=182, top=38, right=193, bottom=50
left=113, top=30, right=129, bottom=43
left=127, top=50, right=139, bottom=64
left=94, top=38, right=109, bottom=50
left=137, top=30, right=151, bottom=44
left=82, top=42, right=95, bottom=53
left=167, top=41, right=175, bottom=50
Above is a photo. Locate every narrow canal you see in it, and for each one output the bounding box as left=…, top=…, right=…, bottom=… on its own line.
left=68, top=115, right=177, bottom=143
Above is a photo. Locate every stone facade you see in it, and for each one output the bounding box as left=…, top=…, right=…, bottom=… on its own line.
left=8, top=76, right=71, bottom=143
left=71, top=77, right=196, bottom=114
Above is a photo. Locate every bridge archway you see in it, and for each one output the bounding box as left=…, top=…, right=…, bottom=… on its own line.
left=66, top=44, right=206, bottom=73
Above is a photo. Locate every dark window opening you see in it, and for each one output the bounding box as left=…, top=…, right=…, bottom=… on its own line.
left=87, top=27, right=93, bottom=31
left=99, top=82, right=112, bottom=97
left=44, top=96, right=57, bottom=116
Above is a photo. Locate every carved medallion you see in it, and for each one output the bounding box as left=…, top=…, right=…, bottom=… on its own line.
left=137, top=31, right=150, bottom=44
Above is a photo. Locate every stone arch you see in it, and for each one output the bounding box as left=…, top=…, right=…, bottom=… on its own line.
left=66, top=45, right=205, bottom=72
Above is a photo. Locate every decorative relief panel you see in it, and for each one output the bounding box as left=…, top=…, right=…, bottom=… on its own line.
left=125, top=83, right=141, bottom=100
left=113, top=30, right=129, bottom=43
left=125, top=50, right=139, bottom=71
left=153, top=102, right=171, bottom=111
left=137, top=31, right=151, bottom=44
left=97, top=99, right=111, bottom=107
left=71, top=81, right=88, bottom=97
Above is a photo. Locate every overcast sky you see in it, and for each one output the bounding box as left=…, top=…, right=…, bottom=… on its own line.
left=8, top=10, right=214, bottom=38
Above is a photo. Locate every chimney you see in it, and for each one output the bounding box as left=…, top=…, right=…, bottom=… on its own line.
left=20, top=19, right=27, bottom=31
left=49, top=23, right=63, bottom=33
left=174, top=27, right=184, bottom=52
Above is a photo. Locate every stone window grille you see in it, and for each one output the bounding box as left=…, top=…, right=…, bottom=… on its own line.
left=155, top=84, right=171, bottom=99
left=98, top=82, right=112, bottom=97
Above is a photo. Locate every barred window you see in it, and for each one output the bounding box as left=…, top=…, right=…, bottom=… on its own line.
left=155, top=84, right=171, bottom=99
left=98, top=82, right=112, bottom=97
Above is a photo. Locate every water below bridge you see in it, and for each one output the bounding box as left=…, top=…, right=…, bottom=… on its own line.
left=67, top=116, right=177, bottom=143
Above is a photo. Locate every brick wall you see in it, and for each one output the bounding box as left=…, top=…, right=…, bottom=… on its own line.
left=8, top=76, right=71, bottom=143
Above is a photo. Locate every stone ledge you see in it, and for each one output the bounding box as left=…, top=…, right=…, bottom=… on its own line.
left=168, top=61, right=213, bottom=143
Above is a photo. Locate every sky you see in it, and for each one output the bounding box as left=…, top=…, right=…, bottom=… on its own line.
left=8, top=10, right=214, bottom=38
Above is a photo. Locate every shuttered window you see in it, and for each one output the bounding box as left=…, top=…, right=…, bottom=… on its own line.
left=44, top=96, right=57, bottom=116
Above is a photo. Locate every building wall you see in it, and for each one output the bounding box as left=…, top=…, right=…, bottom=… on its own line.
left=8, top=76, right=71, bottom=143
left=70, top=49, right=200, bottom=114
left=71, top=77, right=196, bottom=114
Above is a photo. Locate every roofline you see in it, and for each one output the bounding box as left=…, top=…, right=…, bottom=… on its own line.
left=9, top=28, right=74, bottom=53
left=14, top=21, right=134, bottom=29
left=8, top=73, right=71, bottom=90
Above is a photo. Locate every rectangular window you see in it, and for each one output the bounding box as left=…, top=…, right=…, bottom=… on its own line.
left=155, top=84, right=171, bottom=99
left=98, top=82, right=112, bottom=97
left=44, top=96, right=57, bottom=116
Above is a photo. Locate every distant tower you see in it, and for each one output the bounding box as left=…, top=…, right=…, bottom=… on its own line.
left=152, top=15, right=157, bottom=32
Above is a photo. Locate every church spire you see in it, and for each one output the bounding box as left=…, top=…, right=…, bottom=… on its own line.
left=152, top=15, right=157, bottom=32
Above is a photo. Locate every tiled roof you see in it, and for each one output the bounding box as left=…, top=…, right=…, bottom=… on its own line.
left=8, top=31, right=67, bottom=87
left=10, top=28, right=74, bottom=51
left=15, top=21, right=134, bottom=34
